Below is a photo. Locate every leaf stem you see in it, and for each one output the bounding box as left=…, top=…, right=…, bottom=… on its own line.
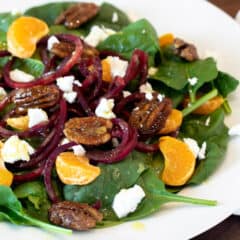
left=222, top=100, right=232, bottom=114
left=189, top=88, right=196, bottom=103
left=182, top=89, right=218, bottom=117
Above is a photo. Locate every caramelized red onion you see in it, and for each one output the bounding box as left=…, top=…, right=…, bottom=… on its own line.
left=3, top=34, right=83, bottom=88
left=135, top=142, right=159, bottom=153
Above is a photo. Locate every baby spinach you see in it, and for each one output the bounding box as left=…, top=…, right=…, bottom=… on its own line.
left=0, top=185, right=71, bottom=234
left=180, top=109, right=229, bottom=184
left=64, top=151, right=149, bottom=207
left=49, top=25, right=86, bottom=37
left=151, top=57, right=218, bottom=90
left=98, top=19, right=160, bottom=66
left=214, top=71, right=239, bottom=97
left=0, top=12, right=20, bottom=32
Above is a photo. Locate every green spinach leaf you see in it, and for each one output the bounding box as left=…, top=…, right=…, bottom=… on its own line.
left=49, top=25, right=86, bottom=37
left=98, top=19, right=160, bottom=66
left=0, top=185, right=71, bottom=234
left=0, top=12, right=21, bottom=32
left=151, top=57, right=218, bottom=90
left=214, top=71, right=239, bottom=97
left=64, top=151, right=149, bottom=207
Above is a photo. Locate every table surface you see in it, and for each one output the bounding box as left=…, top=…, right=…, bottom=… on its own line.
left=192, top=0, right=240, bottom=239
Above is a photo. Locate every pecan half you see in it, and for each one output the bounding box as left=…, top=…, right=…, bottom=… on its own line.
left=173, top=38, right=199, bottom=62
left=129, top=97, right=172, bottom=136
left=64, top=117, right=113, bottom=145
left=48, top=201, right=103, bottom=231
left=51, top=41, right=99, bottom=59
left=55, top=3, right=99, bottom=29
left=11, top=85, right=60, bottom=114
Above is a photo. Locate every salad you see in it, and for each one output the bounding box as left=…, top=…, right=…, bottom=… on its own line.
left=0, top=1, right=239, bottom=234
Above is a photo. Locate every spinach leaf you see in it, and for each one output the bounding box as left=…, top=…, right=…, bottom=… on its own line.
left=0, top=30, right=7, bottom=50
left=214, top=71, right=239, bottom=97
left=98, top=19, right=160, bottom=66
left=64, top=151, right=149, bottom=207
left=0, top=185, right=71, bottom=234
left=99, top=170, right=216, bottom=226
left=180, top=109, right=229, bottom=184
left=24, top=2, right=74, bottom=26
left=0, top=12, right=21, bottom=32
left=151, top=57, right=218, bottom=90
left=84, top=2, right=130, bottom=32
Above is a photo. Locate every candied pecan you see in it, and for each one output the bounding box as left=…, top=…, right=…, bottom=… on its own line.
left=55, top=3, right=99, bottom=29
left=173, top=38, right=199, bottom=62
left=49, top=201, right=103, bottom=231
left=64, top=117, right=113, bottom=145
left=129, top=97, right=172, bottom=136
left=11, top=85, right=60, bottom=114
left=51, top=41, right=99, bottom=59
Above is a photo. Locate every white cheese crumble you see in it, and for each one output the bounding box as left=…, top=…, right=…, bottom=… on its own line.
left=63, top=92, right=77, bottom=104
left=112, top=184, right=145, bottom=218
left=145, top=92, right=153, bottom=100
left=95, top=98, right=116, bottom=119
left=10, top=69, right=34, bottom=83
left=148, top=67, right=158, bottom=76
left=73, top=80, right=82, bottom=87
left=229, top=124, right=240, bottom=136
left=72, top=144, right=86, bottom=156
left=184, top=138, right=207, bottom=160
left=198, top=141, right=207, bottom=160
left=205, top=117, right=211, bottom=126
left=105, top=56, right=128, bottom=78
left=140, top=82, right=156, bottom=101
left=47, top=36, right=60, bottom=51
left=60, top=138, right=70, bottom=145
left=123, top=90, right=131, bottom=98
left=188, top=77, right=198, bottom=86
left=236, top=10, right=240, bottom=24
left=84, top=25, right=116, bottom=47
left=1, top=135, right=34, bottom=163
left=28, top=108, right=48, bottom=128
left=157, top=94, right=165, bottom=102
left=112, top=12, right=119, bottom=23
left=56, top=75, right=75, bottom=92
left=183, top=138, right=200, bottom=158
left=0, top=87, right=7, bottom=100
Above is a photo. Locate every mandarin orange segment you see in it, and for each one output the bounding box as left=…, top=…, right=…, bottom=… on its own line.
left=7, top=16, right=49, bottom=58
left=56, top=152, right=101, bottom=185
left=159, top=136, right=196, bottom=186
left=6, top=116, right=29, bottom=131
left=101, top=59, right=112, bottom=82
left=159, top=33, right=174, bottom=47
left=159, top=109, right=183, bottom=135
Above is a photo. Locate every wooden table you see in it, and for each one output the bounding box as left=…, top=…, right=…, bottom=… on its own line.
left=192, top=1, right=240, bottom=239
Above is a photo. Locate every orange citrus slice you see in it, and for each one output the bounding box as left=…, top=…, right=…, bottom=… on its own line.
left=7, top=16, right=49, bottom=58
left=159, top=136, right=196, bottom=186
left=159, top=33, right=174, bottom=47
left=0, top=141, right=13, bottom=186
left=56, top=152, right=101, bottom=185
left=6, top=116, right=29, bottom=131
left=159, top=109, right=183, bottom=135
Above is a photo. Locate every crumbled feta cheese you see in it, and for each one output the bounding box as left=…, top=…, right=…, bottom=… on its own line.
left=56, top=75, right=75, bottom=92
left=188, top=77, right=198, bottom=86
left=60, top=138, right=70, bottom=145
left=123, top=91, right=131, bottom=98
left=183, top=138, right=200, bottom=158
left=205, top=117, right=211, bottom=126
left=95, top=98, right=116, bottom=119
left=157, top=94, right=165, bottom=102
left=47, top=36, right=60, bottom=51
left=236, top=10, right=240, bottom=24
left=10, top=69, right=34, bottom=83
left=112, top=185, right=145, bottom=218
left=28, top=108, right=48, bottom=128
left=72, top=144, right=86, bottom=156
left=198, top=142, right=207, bottom=160
left=229, top=124, right=240, bottom=136
left=145, top=92, right=153, bottom=100
left=106, top=56, right=128, bottom=78
left=1, top=135, right=34, bottom=163
left=112, top=12, right=118, bottom=23
left=84, top=25, right=116, bottom=47
left=73, top=80, right=82, bottom=87
left=0, top=87, right=7, bottom=100
left=63, top=91, right=77, bottom=104
left=148, top=67, right=158, bottom=76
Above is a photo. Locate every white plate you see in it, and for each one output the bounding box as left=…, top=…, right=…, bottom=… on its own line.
left=1, top=0, right=240, bottom=239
